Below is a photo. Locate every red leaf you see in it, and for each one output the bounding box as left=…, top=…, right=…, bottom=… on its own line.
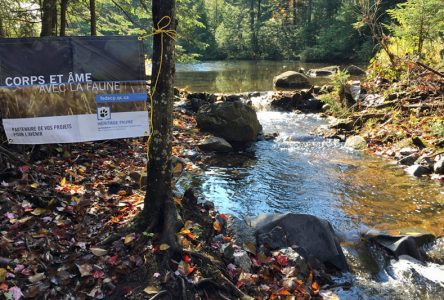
left=276, top=255, right=288, bottom=266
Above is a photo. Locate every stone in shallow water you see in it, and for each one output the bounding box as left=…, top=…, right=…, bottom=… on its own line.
left=250, top=213, right=349, bottom=271
left=345, top=135, right=367, bottom=150
left=198, top=136, right=233, bottom=153
left=405, top=164, right=432, bottom=177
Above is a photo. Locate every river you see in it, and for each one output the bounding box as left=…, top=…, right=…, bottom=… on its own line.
left=175, top=61, right=444, bottom=299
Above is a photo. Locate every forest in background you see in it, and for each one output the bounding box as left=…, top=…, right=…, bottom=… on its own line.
left=2, top=0, right=442, bottom=63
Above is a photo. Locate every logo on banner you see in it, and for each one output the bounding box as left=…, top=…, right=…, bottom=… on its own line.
left=97, top=106, right=111, bottom=120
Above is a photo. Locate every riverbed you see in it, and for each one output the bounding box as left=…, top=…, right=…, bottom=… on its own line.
left=175, top=61, right=444, bottom=299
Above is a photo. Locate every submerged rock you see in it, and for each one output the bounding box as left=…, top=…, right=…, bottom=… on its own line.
left=198, top=136, right=233, bottom=153
left=366, top=233, right=435, bottom=262
left=307, top=66, right=339, bottom=77
left=250, top=213, right=349, bottom=271
left=273, top=71, right=310, bottom=88
left=345, top=135, right=367, bottom=150
left=196, top=101, right=262, bottom=142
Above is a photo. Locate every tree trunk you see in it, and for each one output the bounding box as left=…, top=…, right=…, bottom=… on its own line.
left=90, top=0, right=97, bottom=36
left=307, top=0, right=312, bottom=24
left=60, top=0, right=69, bottom=36
left=249, top=0, right=258, bottom=58
left=292, top=0, right=297, bottom=25
left=40, top=0, right=57, bottom=36
left=139, top=0, right=179, bottom=250
left=0, top=18, right=4, bottom=37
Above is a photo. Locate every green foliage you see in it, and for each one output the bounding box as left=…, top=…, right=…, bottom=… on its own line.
left=318, top=93, right=350, bottom=118
left=429, top=119, right=444, bottom=138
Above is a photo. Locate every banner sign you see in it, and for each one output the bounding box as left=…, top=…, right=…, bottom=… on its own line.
left=0, top=36, right=149, bottom=144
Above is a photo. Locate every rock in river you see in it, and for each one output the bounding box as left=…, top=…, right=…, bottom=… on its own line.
left=434, top=159, right=444, bottom=174
left=405, top=164, right=432, bottom=177
left=250, top=213, right=349, bottom=271
left=345, top=135, right=367, bottom=150
left=307, top=66, right=339, bottom=77
left=366, top=232, right=435, bottom=262
left=273, top=71, right=310, bottom=88
left=198, top=136, right=233, bottom=153
left=196, top=101, right=262, bottom=142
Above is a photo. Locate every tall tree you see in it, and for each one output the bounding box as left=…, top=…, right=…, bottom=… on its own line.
left=90, top=0, right=97, bottom=35
left=138, top=0, right=179, bottom=252
left=41, top=0, right=57, bottom=36
left=60, top=0, right=69, bottom=36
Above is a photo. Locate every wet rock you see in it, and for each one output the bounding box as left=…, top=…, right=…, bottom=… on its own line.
left=399, top=147, right=418, bottom=156
left=226, top=216, right=256, bottom=246
left=415, top=155, right=434, bottom=169
left=399, top=153, right=420, bottom=166
left=307, top=66, right=339, bottom=77
left=412, top=136, right=426, bottom=149
left=345, top=65, right=366, bottom=76
left=425, top=237, right=444, bottom=264
left=405, top=164, right=432, bottom=177
left=198, top=136, right=233, bottom=153
left=233, top=250, right=252, bottom=272
left=250, top=213, right=348, bottom=271
left=367, top=233, right=435, bottom=262
left=345, top=135, right=367, bottom=150
left=257, top=226, right=287, bottom=250
left=196, top=101, right=262, bottom=142
left=433, top=138, right=444, bottom=148
left=273, top=71, right=310, bottom=88
left=434, top=159, right=444, bottom=174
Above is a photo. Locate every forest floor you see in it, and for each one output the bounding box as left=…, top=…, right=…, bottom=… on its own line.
left=318, top=67, right=444, bottom=179
left=0, top=109, right=326, bottom=299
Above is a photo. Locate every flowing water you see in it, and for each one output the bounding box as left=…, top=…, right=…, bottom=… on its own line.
left=175, top=61, right=444, bottom=299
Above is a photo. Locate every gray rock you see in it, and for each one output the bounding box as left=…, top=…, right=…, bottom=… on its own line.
left=226, top=216, right=256, bottom=246
left=221, top=243, right=235, bottom=261
left=425, top=237, right=444, bottom=264
left=322, top=103, right=331, bottom=111
left=273, top=71, right=310, bottom=88
left=399, top=147, right=418, bottom=156
left=307, top=66, right=339, bottom=77
left=196, top=101, right=262, bottom=142
left=367, top=233, right=435, bottom=262
left=434, top=159, right=444, bottom=174
left=399, top=153, right=420, bottom=166
left=345, top=135, right=367, bottom=150
left=233, top=250, right=252, bottom=272
left=198, top=136, right=233, bottom=153
left=257, top=226, right=287, bottom=250
left=345, top=65, right=366, bottom=76
left=329, top=118, right=354, bottom=131
left=279, top=247, right=309, bottom=276
left=405, top=164, right=432, bottom=177
left=251, top=213, right=348, bottom=271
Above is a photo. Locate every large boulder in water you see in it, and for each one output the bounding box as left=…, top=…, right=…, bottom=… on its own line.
left=250, top=213, right=349, bottom=271
left=196, top=101, right=262, bottom=142
left=307, top=66, right=339, bottom=77
left=273, top=71, right=310, bottom=88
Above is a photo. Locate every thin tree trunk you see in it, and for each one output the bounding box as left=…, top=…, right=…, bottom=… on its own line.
left=90, top=0, right=97, bottom=36
left=40, top=0, right=57, bottom=36
left=60, top=0, right=69, bottom=36
left=249, top=0, right=258, bottom=58
left=292, top=0, right=297, bottom=25
left=0, top=18, right=4, bottom=37
left=139, top=0, right=179, bottom=251
left=307, top=0, right=312, bottom=24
